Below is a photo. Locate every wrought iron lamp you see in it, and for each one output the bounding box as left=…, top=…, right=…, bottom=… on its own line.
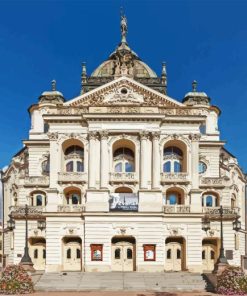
left=233, top=217, right=246, bottom=233
left=7, top=216, right=15, bottom=231
left=202, top=215, right=211, bottom=232
left=37, top=219, right=46, bottom=231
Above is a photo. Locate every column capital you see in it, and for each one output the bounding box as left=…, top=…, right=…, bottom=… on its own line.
left=189, top=133, right=201, bottom=141
left=139, top=131, right=149, bottom=140
left=88, top=131, right=98, bottom=140
left=47, top=132, right=58, bottom=141
left=151, top=131, right=161, bottom=140
left=99, top=130, right=109, bottom=140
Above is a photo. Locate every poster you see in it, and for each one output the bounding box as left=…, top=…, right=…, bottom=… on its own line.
left=109, top=193, right=138, bottom=211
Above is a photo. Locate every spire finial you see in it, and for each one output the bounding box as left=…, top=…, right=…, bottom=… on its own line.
left=192, top=80, right=197, bottom=92
left=120, top=7, right=127, bottom=43
left=161, top=62, right=167, bottom=94
left=51, top=80, right=56, bottom=91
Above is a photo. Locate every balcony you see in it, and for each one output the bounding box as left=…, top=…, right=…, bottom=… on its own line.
left=9, top=206, right=45, bottom=218
left=160, top=172, right=189, bottom=184
left=58, top=172, right=87, bottom=184
left=24, top=176, right=49, bottom=187
left=200, top=177, right=228, bottom=188
left=202, top=206, right=239, bottom=219
left=109, top=172, right=138, bottom=183
left=163, top=205, right=191, bottom=214
left=57, top=205, right=85, bottom=212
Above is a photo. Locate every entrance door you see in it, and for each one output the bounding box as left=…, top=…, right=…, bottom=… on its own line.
left=30, top=243, right=46, bottom=270
left=166, top=242, right=182, bottom=271
left=63, top=242, right=81, bottom=271
left=202, top=244, right=216, bottom=271
left=112, top=241, right=134, bottom=271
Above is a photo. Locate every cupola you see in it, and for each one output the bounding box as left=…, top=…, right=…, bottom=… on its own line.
left=39, top=80, right=64, bottom=104
left=183, top=80, right=210, bottom=106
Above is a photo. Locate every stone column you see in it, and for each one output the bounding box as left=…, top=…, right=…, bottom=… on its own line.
left=47, top=132, right=59, bottom=188
left=140, top=131, right=149, bottom=189
left=189, top=133, right=201, bottom=189
left=152, top=132, right=160, bottom=189
left=88, top=131, right=97, bottom=189
left=100, top=130, right=109, bottom=189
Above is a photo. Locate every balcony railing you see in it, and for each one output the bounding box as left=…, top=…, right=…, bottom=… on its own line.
left=163, top=205, right=191, bottom=214
left=58, top=172, right=87, bottom=183
left=109, top=172, right=138, bottom=183
left=202, top=206, right=239, bottom=217
left=160, top=172, right=189, bottom=184
left=57, top=205, right=85, bottom=212
left=24, top=176, right=49, bottom=187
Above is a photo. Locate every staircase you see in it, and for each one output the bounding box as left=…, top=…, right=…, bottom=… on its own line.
left=34, top=271, right=215, bottom=292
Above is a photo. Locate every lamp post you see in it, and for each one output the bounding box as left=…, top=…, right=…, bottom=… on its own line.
left=202, top=205, right=228, bottom=274
left=20, top=204, right=35, bottom=271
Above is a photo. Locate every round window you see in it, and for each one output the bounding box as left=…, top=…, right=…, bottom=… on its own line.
left=121, top=88, right=128, bottom=94
left=199, top=161, right=207, bottom=174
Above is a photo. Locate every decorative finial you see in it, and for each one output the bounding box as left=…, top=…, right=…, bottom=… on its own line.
left=81, top=62, right=87, bottom=94
left=120, top=8, right=128, bottom=43
left=82, top=62, right=87, bottom=77
left=51, top=80, right=56, bottom=91
left=192, top=80, right=197, bottom=92
left=161, top=62, right=167, bottom=94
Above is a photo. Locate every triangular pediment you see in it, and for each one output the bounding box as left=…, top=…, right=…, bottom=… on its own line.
left=64, top=76, right=184, bottom=108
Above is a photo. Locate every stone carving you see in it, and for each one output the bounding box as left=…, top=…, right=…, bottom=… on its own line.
left=140, top=131, right=149, bottom=140
left=24, top=176, right=49, bottom=187
left=99, top=130, right=108, bottom=140
left=164, top=205, right=190, bottom=214
left=151, top=131, right=160, bottom=140
left=47, top=132, right=58, bottom=141
left=104, top=86, right=143, bottom=104
left=88, top=131, right=98, bottom=140
left=47, top=107, right=88, bottom=115
left=189, top=134, right=201, bottom=141
left=110, top=172, right=137, bottom=183
left=160, top=108, right=208, bottom=116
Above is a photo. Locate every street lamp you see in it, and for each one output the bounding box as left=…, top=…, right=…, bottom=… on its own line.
left=233, top=217, right=246, bottom=233
left=7, top=216, right=15, bottom=231
left=202, top=205, right=228, bottom=274
left=37, top=219, right=46, bottom=231
left=20, top=204, right=35, bottom=271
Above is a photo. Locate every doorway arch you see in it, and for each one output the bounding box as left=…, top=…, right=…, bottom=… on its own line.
left=165, top=237, right=186, bottom=271
left=62, top=236, right=82, bottom=271
left=29, top=237, right=46, bottom=270
left=111, top=236, right=136, bottom=271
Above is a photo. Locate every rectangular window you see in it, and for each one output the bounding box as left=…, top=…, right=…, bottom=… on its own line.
left=91, top=244, right=103, bottom=261
left=143, top=244, right=156, bottom=261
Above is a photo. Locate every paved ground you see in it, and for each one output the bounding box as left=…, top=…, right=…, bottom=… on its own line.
left=34, top=272, right=214, bottom=293
left=27, top=292, right=217, bottom=296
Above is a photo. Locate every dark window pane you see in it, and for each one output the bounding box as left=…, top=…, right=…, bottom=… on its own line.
left=206, top=196, right=213, bottom=207
left=167, top=249, right=171, bottom=259
left=34, top=249, right=38, bottom=259
left=210, top=250, right=215, bottom=260
left=66, top=161, right=74, bottom=172
left=127, top=248, right=132, bottom=259
left=72, top=194, right=80, bottom=205
left=177, top=249, right=181, bottom=259
left=174, top=161, right=182, bottom=172
left=115, top=163, right=122, bottom=172
left=114, top=148, right=134, bottom=159
left=168, top=194, right=177, bottom=205
left=77, top=161, right=84, bottom=172
left=43, top=249, right=46, bottom=259
left=115, top=248, right=121, bottom=259
left=202, top=250, right=205, bottom=260
left=67, top=248, right=71, bottom=259
left=163, top=161, right=171, bottom=172
left=36, top=195, right=43, bottom=206
left=125, top=162, right=134, bottom=172
left=77, top=248, right=81, bottom=259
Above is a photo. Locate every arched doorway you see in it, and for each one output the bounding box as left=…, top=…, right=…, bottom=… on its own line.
left=165, top=237, right=186, bottom=271
left=202, top=238, right=219, bottom=272
left=111, top=236, right=136, bottom=271
left=29, top=237, right=46, bottom=270
left=62, top=237, right=82, bottom=271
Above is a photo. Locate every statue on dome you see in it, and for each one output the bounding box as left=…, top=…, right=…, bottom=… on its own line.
left=121, top=14, right=127, bottom=39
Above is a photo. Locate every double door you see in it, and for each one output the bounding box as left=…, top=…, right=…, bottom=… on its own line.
left=30, top=244, right=46, bottom=270
left=165, top=242, right=182, bottom=271
left=202, top=244, right=216, bottom=271
left=63, top=242, right=81, bottom=271
left=112, top=241, right=134, bottom=271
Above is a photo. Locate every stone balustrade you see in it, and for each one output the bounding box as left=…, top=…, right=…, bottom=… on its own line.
left=57, top=205, right=85, bottom=212
left=58, top=172, right=87, bottom=183
left=202, top=206, right=239, bottom=217
left=109, top=172, right=138, bottom=183
left=163, top=205, right=191, bottom=214
left=24, top=176, right=49, bottom=187
left=160, top=172, right=189, bottom=184
left=200, top=177, right=228, bottom=187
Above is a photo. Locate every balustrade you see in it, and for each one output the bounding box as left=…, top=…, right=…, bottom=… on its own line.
left=109, top=172, right=137, bottom=183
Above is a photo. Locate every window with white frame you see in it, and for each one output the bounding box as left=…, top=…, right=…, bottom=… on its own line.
left=64, top=145, right=84, bottom=172
left=165, top=192, right=183, bottom=205
left=31, top=193, right=46, bottom=206
left=163, top=146, right=183, bottom=173
left=113, top=147, right=135, bottom=173
left=202, top=194, right=218, bottom=207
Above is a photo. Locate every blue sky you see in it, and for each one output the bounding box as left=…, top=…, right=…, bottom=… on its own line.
left=0, top=0, right=247, bottom=172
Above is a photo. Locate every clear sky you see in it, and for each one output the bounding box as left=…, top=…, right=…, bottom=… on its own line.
left=0, top=0, right=246, bottom=172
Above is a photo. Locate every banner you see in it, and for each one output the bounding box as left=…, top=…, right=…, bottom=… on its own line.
left=109, top=193, right=138, bottom=212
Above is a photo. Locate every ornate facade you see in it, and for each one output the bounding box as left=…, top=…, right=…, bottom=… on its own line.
left=2, top=16, right=246, bottom=273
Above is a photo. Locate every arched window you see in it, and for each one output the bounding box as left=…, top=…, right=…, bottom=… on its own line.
left=67, top=248, right=71, bottom=259
left=210, top=250, right=215, bottom=260
left=127, top=248, right=133, bottom=259
left=202, top=250, right=205, bottom=260
left=163, top=146, right=183, bottom=173
left=43, top=249, right=46, bottom=259
left=31, top=193, right=46, bottom=207
left=34, top=249, right=38, bottom=259
left=199, top=161, right=207, bottom=174
left=65, top=191, right=81, bottom=205
left=167, top=249, right=171, bottom=259
left=202, top=194, right=218, bottom=207
left=165, top=192, right=183, bottom=205
left=177, top=249, right=181, bottom=259
left=42, top=157, right=50, bottom=175
left=113, top=147, right=135, bottom=173
left=76, top=248, right=81, bottom=259
left=64, top=145, right=84, bottom=173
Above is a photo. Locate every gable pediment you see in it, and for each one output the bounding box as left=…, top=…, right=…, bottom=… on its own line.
left=64, top=76, right=184, bottom=108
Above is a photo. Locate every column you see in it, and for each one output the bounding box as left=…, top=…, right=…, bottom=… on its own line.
left=152, top=132, right=160, bottom=189
left=88, top=131, right=97, bottom=189
left=189, top=133, right=201, bottom=189
left=47, top=132, right=59, bottom=188
left=100, top=130, right=109, bottom=189
left=140, top=131, right=149, bottom=189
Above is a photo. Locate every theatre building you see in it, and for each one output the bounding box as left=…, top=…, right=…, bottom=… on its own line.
left=2, top=16, right=246, bottom=273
